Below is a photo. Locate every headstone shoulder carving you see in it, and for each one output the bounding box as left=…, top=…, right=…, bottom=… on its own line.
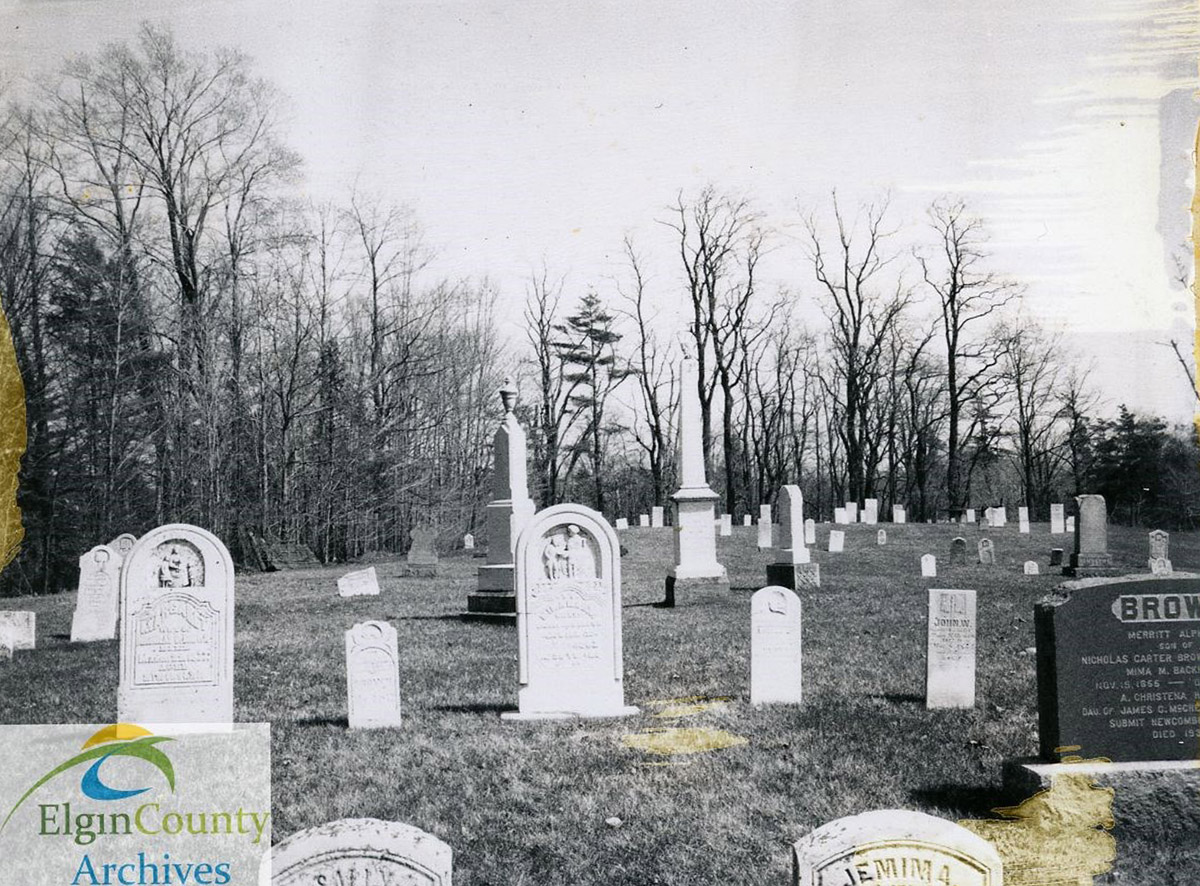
left=346, top=621, right=402, bottom=729
left=265, top=818, right=452, bottom=886
left=117, top=523, right=235, bottom=726
left=108, top=533, right=138, bottom=559
left=71, top=544, right=121, bottom=642
left=793, top=809, right=1002, bottom=886
left=506, top=504, right=637, bottom=719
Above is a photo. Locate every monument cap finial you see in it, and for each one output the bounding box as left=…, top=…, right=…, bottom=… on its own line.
left=500, top=376, right=519, bottom=413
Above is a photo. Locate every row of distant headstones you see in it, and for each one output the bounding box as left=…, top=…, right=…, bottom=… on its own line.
left=264, top=808, right=1005, bottom=884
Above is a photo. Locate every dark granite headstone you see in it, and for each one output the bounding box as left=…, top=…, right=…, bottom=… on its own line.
left=1036, top=574, right=1200, bottom=762
left=1049, top=548, right=1064, bottom=567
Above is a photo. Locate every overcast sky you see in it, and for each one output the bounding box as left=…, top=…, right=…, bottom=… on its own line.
left=2, top=0, right=1198, bottom=421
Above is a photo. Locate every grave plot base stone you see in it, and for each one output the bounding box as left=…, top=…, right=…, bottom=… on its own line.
left=400, top=564, right=440, bottom=578
left=465, top=564, right=517, bottom=620
left=663, top=573, right=731, bottom=607
left=1003, top=758, right=1200, bottom=841
left=766, top=562, right=821, bottom=591
left=1062, top=551, right=1118, bottom=577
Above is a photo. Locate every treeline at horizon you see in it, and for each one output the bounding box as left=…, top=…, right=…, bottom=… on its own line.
left=0, top=24, right=1194, bottom=596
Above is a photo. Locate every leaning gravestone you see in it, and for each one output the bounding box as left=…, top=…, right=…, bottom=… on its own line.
left=403, top=527, right=440, bottom=578
left=978, top=538, right=995, bottom=566
left=750, top=586, right=802, bottom=705
left=504, top=504, right=637, bottom=719
left=117, top=524, right=234, bottom=725
left=338, top=566, right=380, bottom=597
left=1064, top=494, right=1116, bottom=576
left=1148, top=530, right=1171, bottom=574
left=828, top=530, right=845, bottom=553
left=0, top=611, right=35, bottom=650
left=346, top=621, right=402, bottom=729
left=263, top=818, right=452, bottom=885
left=949, top=537, right=968, bottom=566
left=1036, top=574, right=1200, bottom=761
left=70, top=545, right=121, bottom=642
left=926, top=588, right=976, bottom=708
left=1024, top=560, right=1040, bottom=575
left=921, top=554, right=937, bottom=578
left=792, top=809, right=1002, bottom=886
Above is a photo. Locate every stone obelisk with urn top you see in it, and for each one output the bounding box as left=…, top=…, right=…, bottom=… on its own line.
left=466, top=378, right=536, bottom=621
left=664, top=355, right=729, bottom=605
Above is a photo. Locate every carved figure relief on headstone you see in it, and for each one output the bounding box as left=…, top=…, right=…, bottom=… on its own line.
left=750, top=586, right=802, bottom=705
left=346, top=621, right=402, bottom=730
left=117, top=523, right=234, bottom=725
left=505, top=504, right=637, bottom=719
left=338, top=566, right=381, bottom=597
left=926, top=588, right=977, bottom=709
left=977, top=538, right=995, bottom=566
left=264, top=818, right=452, bottom=886
left=71, top=544, right=121, bottom=642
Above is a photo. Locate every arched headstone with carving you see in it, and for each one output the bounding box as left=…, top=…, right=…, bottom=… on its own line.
left=504, top=504, right=638, bottom=720
left=264, top=819, right=451, bottom=885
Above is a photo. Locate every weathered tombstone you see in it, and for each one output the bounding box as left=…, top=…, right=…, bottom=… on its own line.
left=1148, top=530, right=1171, bottom=574
left=862, top=498, right=878, bottom=525
left=965, top=507, right=976, bottom=524
left=1035, top=575, right=1200, bottom=761
left=921, top=554, right=937, bottom=578
left=926, top=588, right=977, bottom=709
left=1050, top=502, right=1066, bottom=535
left=346, top=621, right=402, bottom=730
left=469, top=378, right=536, bottom=619
left=877, top=529, right=887, bottom=546
left=0, top=611, right=35, bottom=650
left=1049, top=548, right=1064, bottom=567
left=70, top=545, right=121, bottom=642
left=828, top=530, right=845, bottom=553
left=949, top=537, right=968, bottom=566
left=804, top=518, right=816, bottom=546
left=117, top=524, right=234, bottom=725
left=639, top=514, right=650, bottom=528
left=893, top=504, right=907, bottom=524
left=1024, top=560, right=1040, bottom=575
left=1066, top=515, right=1075, bottom=534
left=1064, top=494, right=1116, bottom=576
left=767, top=485, right=820, bottom=590
left=750, top=586, right=802, bottom=705
left=845, top=501, right=859, bottom=523
left=757, top=518, right=773, bottom=551
left=506, top=504, right=637, bottom=718
left=463, top=532, right=475, bottom=550
left=108, top=533, right=138, bottom=559
left=264, top=818, right=452, bottom=885
left=719, top=513, right=733, bottom=536
left=338, top=566, right=380, bottom=597
left=978, top=538, right=995, bottom=566
left=403, top=527, right=440, bottom=577
left=615, top=517, right=629, bottom=531
left=742, top=514, right=752, bottom=526
left=792, top=809, right=1002, bottom=886
left=664, top=355, right=728, bottom=604
left=833, top=507, right=847, bottom=524
left=996, top=506, right=1008, bottom=527
left=1019, top=506, right=1030, bottom=534
left=651, top=506, right=664, bottom=528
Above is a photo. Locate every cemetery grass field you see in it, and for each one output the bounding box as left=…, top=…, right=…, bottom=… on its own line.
left=3, top=524, right=1199, bottom=885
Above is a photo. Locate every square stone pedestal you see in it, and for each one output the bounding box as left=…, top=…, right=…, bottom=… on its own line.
left=1003, top=758, right=1200, bottom=840
left=766, top=562, right=821, bottom=590
left=1062, top=552, right=1119, bottom=577
left=465, top=563, right=517, bottom=621
left=663, top=574, right=730, bottom=607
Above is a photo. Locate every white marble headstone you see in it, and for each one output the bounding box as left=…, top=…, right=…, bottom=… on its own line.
left=1050, top=503, right=1065, bottom=534
left=463, top=533, right=475, bottom=550
left=750, top=586, right=802, bottom=705
left=264, top=818, right=452, bottom=885
left=1023, top=560, right=1040, bottom=575
left=926, top=588, right=977, bottom=709
left=338, top=566, right=380, bottom=597
left=804, top=518, right=816, bottom=546
left=346, top=621, right=402, bottom=730
left=833, top=507, right=847, bottom=525
left=893, top=504, right=907, bottom=524
left=828, top=530, right=845, bottom=553
left=719, top=513, right=733, bottom=536
left=877, top=529, right=887, bottom=546
left=117, top=523, right=234, bottom=726
left=615, top=517, right=629, bottom=531
left=71, top=544, right=121, bottom=642
left=638, top=514, right=650, bottom=528
left=0, top=611, right=35, bottom=650
left=505, top=504, right=637, bottom=719
left=651, top=506, right=664, bottom=528
left=965, top=508, right=976, bottom=523
left=921, top=554, right=937, bottom=577
left=1018, top=506, right=1030, bottom=534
